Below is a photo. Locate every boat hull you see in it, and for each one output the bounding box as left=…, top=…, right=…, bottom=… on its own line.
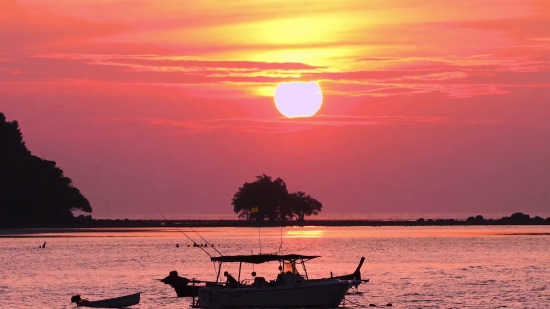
left=77, top=292, right=140, bottom=308
left=196, top=279, right=353, bottom=309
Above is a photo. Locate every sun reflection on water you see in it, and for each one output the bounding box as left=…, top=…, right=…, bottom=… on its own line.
left=285, top=230, right=324, bottom=238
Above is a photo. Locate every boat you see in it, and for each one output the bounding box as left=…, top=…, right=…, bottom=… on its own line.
left=70, top=292, right=140, bottom=308
left=158, top=270, right=201, bottom=297
left=332, top=256, right=369, bottom=288
left=192, top=254, right=363, bottom=309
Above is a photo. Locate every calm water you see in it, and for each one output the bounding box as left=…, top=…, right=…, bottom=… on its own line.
left=1, top=226, right=549, bottom=308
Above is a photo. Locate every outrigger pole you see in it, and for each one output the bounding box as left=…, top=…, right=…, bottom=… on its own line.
left=160, top=215, right=212, bottom=258
left=190, top=227, right=224, bottom=256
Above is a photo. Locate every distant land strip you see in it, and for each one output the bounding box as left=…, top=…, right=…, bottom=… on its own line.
left=1, top=213, right=549, bottom=229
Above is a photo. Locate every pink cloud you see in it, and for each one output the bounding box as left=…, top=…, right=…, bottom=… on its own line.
left=463, top=17, right=550, bottom=42
left=0, top=0, right=129, bottom=54
left=2, top=55, right=548, bottom=104
left=85, top=114, right=511, bottom=135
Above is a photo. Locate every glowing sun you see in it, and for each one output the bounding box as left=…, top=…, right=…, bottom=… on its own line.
left=274, top=81, right=323, bottom=118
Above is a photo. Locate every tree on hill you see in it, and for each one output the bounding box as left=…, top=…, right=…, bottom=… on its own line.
left=231, top=175, right=322, bottom=222
left=0, top=113, right=92, bottom=226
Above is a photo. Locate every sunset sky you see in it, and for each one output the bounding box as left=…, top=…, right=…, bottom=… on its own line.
left=1, top=0, right=549, bottom=218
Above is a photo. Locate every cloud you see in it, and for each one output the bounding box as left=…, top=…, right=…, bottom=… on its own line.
left=88, top=114, right=508, bottom=135
left=463, top=18, right=550, bottom=42
left=1, top=54, right=548, bottom=103
left=355, top=57, right=399, bottom=62
left=104, top=57, right=325, bottom=71
left=0, top=0, right=129, bottom=54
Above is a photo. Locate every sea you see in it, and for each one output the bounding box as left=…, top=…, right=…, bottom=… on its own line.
left=1, top=226, right=549, bottom=308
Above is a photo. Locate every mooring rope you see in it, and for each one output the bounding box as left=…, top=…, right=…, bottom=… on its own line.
left=343, top=297, right=365, bottom=307
left=345, top=291, right=393, bottom=308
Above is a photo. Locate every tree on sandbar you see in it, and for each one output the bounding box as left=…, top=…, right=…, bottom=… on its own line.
left=231, top=174, right=322, bottom=222
left=287, top=191, right=323, bottom=222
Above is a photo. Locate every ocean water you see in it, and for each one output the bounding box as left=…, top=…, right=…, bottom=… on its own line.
left=1, top=226, right=549, bottom=308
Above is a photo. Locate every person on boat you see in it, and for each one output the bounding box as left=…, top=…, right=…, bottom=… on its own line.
left=223, top=271, right=239, bottom=288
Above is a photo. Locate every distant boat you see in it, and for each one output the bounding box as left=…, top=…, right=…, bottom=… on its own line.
left=71, top=292, right=140, bottom=308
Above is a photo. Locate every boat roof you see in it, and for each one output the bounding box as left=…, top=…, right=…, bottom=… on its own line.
left=210, top=254, right=320, bottom=264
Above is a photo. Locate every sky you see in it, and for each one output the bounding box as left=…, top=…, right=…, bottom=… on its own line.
left=1, top=0, right=549, bottom=219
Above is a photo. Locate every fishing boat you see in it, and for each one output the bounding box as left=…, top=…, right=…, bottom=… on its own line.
left=192, top=254, right=363, bottom=309
left=70, top=292, right=140, bottom=308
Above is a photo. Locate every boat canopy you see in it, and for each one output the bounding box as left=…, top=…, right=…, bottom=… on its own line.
left=210, top=254, right=319, bottom=264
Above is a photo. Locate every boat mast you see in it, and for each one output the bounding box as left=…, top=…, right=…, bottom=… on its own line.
left=238, top=262, right=242, bottom=282
left=215, top=261, right=223, bottom=283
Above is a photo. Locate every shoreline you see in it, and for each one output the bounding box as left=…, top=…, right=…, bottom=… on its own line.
left=2, top=215, right=549, bottom=231
left=2, top=222, right=550, bottom=238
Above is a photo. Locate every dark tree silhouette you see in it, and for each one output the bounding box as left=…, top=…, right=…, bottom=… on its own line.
left=288, top=191, right=323, bottom=222
left=0, top=113, right=92, bottom=227
left=231, top=175, right=322, bottom=222
left=232, top=174, right=288, bottom=221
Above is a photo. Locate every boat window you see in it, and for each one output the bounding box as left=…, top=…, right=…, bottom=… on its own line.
left=283, top=261, right=300, bottom=274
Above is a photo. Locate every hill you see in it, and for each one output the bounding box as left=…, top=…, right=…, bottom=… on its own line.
left=0, top=113, right=91, bottom=227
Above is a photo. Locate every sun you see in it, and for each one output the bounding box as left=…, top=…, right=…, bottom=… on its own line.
left=274, top=81, right=323, bottom=118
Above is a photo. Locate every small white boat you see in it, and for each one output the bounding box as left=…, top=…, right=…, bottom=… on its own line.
left=71, top=292, right=140, bottom=308
left=193, top=254, right=362, bottom=309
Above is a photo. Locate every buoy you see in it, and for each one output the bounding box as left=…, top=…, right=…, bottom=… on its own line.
left=176, top=244, right=179, bottom=247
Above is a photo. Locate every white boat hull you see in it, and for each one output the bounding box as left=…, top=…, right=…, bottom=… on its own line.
left=196, top=279, right=353, bottom=309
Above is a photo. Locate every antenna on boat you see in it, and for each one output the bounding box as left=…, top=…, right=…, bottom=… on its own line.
left=251, top=250, right=255, bottom=273
left=279, top=225, right=283, bottom=255
left=160, top=215, right=212, bottom=258
left=189, top=227, right=224, bottom=256
left=258, top=226, right=262, bottom=254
